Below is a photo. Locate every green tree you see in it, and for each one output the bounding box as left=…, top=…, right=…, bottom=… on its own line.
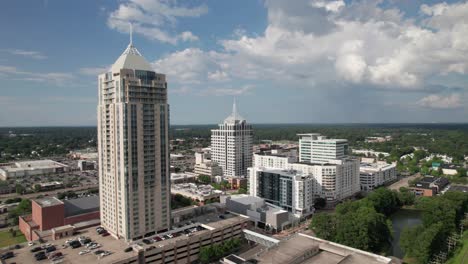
left=397, top=187, right=415, bottom=206
left=309, top=213, right=336, bottom=240
left=198, top=175, right=211, bottom=184
left=237, top=187, right=247, bottom=194
left=15, top=184, right=25, bottom=194
left=367, top=188, right=400, bottom=216
left=34, top=184, right=42, bottom=192
left=457, top=167, right=467, bottom=177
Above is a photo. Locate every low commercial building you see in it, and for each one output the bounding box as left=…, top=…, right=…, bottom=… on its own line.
left=441, top=164, right=465, bottom=176
left=0, top=160, right=69, bottom=180
left=171, top=172, right=199, bottom=184
left=194, top=161, right=223, bottom=177
left=410, top=176, right=449, bottom=196
left=19, top=196, right=100, bottom=241
left=222, top=195, right=290, bottom=232
left=352, top=149, right=390, bottom=157
left=69, top=149, right=98, bottom=160
left=38, top=181, right=63, bottom=191
left=359, top=162, right=397, bottom=191
left=230, top=233, right=393, bottom=264
left=226, top=177, right=247, bottom=190
left=171, top=183, right=223, bottom=203
left=78, top=160, right=96, bottom=171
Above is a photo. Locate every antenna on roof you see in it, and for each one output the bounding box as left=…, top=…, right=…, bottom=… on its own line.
left=129, top=22, right=133, bottom=46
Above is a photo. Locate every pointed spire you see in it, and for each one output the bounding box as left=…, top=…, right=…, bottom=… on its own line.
left=129, top=22, right=133, bottom=46
left=232, top=98, right=238, bottom=120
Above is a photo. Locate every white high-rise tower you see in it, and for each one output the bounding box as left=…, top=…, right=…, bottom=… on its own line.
left=211, top=101, right=253, bottom=177
left=97, top=34, right=170, bottom=241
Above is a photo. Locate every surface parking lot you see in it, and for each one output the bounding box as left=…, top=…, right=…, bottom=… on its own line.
left=4, top=227, right=136, bottom=264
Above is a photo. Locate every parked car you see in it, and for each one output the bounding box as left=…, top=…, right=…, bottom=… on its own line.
left=124, top=247, right=133, bottom=253
left=94, top=250, right=105, bottom=255
left=45, top=246, right=56, bottom=253
left=30, top=246, right=42, bottom=253
left=1, top=252, right=14, bottom=260
left=79, top=250, right=90, bottom=255
left=28, top=242, right=34, bottom=247
left=142, top=239, right=152, bottom=245
left=49, top=252, right=63, bottom=259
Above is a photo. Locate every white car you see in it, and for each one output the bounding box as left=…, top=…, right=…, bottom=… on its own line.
left=100, top=251, right=111, bottom=257
left=89, top=244, right=101, bottom=250
left=28, top=242, right=34, bottom=247
left=79, top=250, right=90, bottom=255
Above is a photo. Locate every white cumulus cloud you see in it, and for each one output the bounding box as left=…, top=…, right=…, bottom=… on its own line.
left=107, top=0, right=207, bottom=44
left=417, top=94, right=463, bottom=109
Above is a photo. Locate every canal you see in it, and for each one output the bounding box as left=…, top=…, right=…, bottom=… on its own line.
left=390, top=209, right=422, bottom=258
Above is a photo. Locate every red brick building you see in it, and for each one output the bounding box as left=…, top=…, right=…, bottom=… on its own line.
left=19, top=196, right=100, bottom=241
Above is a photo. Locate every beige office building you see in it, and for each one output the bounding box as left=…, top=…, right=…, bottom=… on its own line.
left=97, top=39, right=170, bottom=241
left=211, top=102, right=253, bottom=177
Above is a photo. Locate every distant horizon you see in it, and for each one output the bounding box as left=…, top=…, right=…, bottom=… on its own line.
left=1, top=122, right=468, bottom=129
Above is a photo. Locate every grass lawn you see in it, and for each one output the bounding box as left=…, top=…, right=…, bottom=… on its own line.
left=446, top=231, right=468, bottom=264
left=0, top=229, right=27, bottom=248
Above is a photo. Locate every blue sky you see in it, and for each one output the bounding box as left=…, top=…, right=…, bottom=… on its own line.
left=0, top=0, right=467, bottom=126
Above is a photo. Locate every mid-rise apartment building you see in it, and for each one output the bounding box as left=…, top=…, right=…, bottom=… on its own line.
left=211, top=102, right=253, bottom=177
left=249, top=156, right=360, bottom=207
left=359, top=162, right=397, bottom=191
left=248, top=168, right=315, bottom=216
left=97, top=38, right=170, bottom=240
left=249, top=134, right=360, bottom=210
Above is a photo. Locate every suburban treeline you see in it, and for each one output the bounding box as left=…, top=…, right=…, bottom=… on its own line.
left=400, top=191, right=468, bottom=264
left=310, top=188, right=415, bottom=252
left=0, top=127, right=96, bottom=162
left=1, top=124, right=467, bottom=163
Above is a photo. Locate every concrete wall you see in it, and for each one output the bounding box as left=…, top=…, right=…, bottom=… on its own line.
left=64, top=211, right=100, bottom=225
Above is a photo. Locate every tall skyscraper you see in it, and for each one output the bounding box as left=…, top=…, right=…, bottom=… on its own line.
left=97, top=36, right=170, bottom=241
left=298, top=133, right=348, bottom=163
left=211, top=102, right=253, bottom=177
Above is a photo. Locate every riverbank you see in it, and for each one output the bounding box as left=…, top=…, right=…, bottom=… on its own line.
left=389, top=209, right=422, bottom=258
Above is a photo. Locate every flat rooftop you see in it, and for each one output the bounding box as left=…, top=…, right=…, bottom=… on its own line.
left=6, top=214, right=248, bottom=264
left=360, top=162, right=396, bottom=171
left=254, top=234, right=392, bottom=264
left=64, top=196, right=100, bottom=217
left=229, top=194, right=264, bottom=205
left=0, top=160, right=68, bottom=172
left=34, top=197, right=64, bottom=207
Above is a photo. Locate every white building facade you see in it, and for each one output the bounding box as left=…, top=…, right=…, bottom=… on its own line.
left=97, top=40, right=170, bottom=241
left=298, top=133, right=348, bottom=163
left=249, top=133, right=360, bottom=208
left=211, top=102, right=253, bottom=177
left=249, top=156, right=360, bottom=205
left=359, top=162, right=397, bottom=191
left=248, top=168, right=315, bottom=217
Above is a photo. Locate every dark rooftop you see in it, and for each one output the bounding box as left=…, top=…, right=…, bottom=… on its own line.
left=64, top=195, right=99, bottom=217
left=449, top=185, right=468, bottom=193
